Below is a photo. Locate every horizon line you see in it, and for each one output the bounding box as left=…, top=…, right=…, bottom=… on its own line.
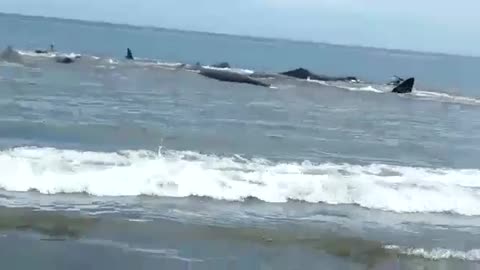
left=1, top=11, right=477, bottom=59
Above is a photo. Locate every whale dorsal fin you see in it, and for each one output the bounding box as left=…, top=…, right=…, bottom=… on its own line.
left=126, top=48, right=134, bottom=60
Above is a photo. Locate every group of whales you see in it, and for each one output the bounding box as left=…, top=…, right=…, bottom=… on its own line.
left=127, top=47, right=415, bottom=93
left=196, top=62, right=415, bottom=94
left=0, top=45, right=415, bottom=94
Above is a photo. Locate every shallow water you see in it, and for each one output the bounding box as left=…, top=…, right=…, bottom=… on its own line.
left=1, top=12, right=480, bottom=270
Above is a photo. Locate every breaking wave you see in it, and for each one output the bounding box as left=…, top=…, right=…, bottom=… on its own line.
left=1, top=146, right=480, bottom=216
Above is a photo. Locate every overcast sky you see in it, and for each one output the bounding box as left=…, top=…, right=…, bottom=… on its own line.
left=2, top=0, right=479, bottom=56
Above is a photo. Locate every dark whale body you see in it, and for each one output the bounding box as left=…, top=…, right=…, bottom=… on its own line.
left=211, top=62, right=230, bottom=68
left=55, top=56, right=75, bottom=64
left=391, top=77, right=415, bottom=93
left=199, top=68, right=270, bottom=87
left=280, top=68, right=358, bottom=82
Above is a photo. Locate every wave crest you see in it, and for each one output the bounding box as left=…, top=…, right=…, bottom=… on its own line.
left=0, top=146, right=479, bottom=216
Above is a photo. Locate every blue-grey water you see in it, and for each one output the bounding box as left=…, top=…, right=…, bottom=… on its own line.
left=1, top=12, right=480, bottom=270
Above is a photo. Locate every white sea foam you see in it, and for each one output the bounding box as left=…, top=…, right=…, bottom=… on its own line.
left=385, top=245, right=480, bottom=261
left=412, top=90, right=480, bottom=105
left=337, top=85, right=385, bottom=93
left=307, top=79, right=386, bottom=93
left=332, top=83, right=480, bottom=105
left=0, top=146, right=480, bottom=216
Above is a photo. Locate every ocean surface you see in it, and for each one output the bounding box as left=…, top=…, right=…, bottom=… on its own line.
left=1, top=12, right=480, bottom=270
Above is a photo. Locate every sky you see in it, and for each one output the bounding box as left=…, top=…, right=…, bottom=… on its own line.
left=1, top=0, right=479, bottom=56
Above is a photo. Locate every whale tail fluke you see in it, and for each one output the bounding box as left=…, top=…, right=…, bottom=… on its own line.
left=392, top=77, right=415, bottom=93
left=126, top=48, right=134, bottom=60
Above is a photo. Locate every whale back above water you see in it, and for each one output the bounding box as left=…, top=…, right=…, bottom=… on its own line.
left=280, top=68, right=311, bottom=79
left=280, top=67, right=358, bottom=82
left=199, top=68, right=270, bottom=87
left=392, top=77, right=415, bottom=93
left=211, top=62, right=230, bottom=68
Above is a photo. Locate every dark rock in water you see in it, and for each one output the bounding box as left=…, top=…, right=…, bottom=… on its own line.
left=126, top=48, right=134, bottom=60
left=392, top=77, right=415, bottom=93
left=211, top=62, right=230, bottom=68
left=199, top=68, right=270, bottom=87
left=280, top=67, right=358, bottom=82
left=0, top=46, right=24, bottom=64
left=55, top=56, right=75, bottom=64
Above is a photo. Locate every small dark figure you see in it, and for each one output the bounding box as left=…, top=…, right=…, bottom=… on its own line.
left=55, top=56, right=75, bottom=64
left=126, top=48, right=134, bottom=60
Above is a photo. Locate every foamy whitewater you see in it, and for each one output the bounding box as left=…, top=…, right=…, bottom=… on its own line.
left=1, top=147, right=480, bottom=216
left=384, top=246, right=480, bottom=261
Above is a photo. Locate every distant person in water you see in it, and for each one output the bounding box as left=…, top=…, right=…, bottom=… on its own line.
left=125, top=48, right=134, bottom=60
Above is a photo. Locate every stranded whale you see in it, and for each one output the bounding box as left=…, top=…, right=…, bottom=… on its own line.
left=197, top=64, right=270, bottom=87
left=210, top=62, right=230, bottom=68
left=280, top=68, right=358, bottom=82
